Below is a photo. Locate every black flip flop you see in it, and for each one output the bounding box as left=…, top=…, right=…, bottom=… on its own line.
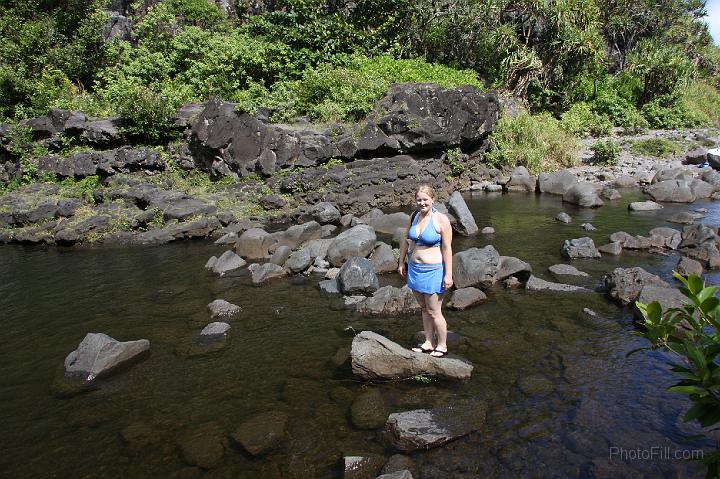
left=430, top=349, right=448, bottom=358
left=411, top=344, right=434, bottom=353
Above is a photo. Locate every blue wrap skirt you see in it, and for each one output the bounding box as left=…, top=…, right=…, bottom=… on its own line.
left=407, top=262, right=445, bottom=294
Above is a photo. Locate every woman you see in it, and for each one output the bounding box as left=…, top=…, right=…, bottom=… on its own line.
left=398, top=185, right=453, bottom=357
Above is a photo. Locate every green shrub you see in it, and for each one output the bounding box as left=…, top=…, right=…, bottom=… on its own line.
left=58, top=175, right=102, bottom=204
left=444, top=148, right=465, bottom=176
left=593, top=91, right=648, bottom=133
left=590, top=139, right=620, bottom=165
left=641, top=95, right=706, bottom=129
left=487, top=111, right=578, bottom=174
left=256, top=54, right=483, bottom=122
left=633, top=273, right=720, bottom=477
left=560, top=102, right=613, bottom=137
left=630, top=138, right=681, bottom=158
left=678, top=81, right=720, bottom=127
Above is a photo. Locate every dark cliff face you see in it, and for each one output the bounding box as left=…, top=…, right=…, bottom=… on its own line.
left=186, top=83, right=499, bottom=179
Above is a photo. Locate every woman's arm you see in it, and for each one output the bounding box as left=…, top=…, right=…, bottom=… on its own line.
left=439, top=214, right=453, bottom=289
left=397, top=222, right=412, bottom=277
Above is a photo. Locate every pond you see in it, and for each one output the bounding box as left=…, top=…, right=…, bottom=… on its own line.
left=1, top=190, right=718, bottom=478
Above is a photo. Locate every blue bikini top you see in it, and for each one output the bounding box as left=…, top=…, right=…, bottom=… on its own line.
left=408, top=209, right=442, bottom=248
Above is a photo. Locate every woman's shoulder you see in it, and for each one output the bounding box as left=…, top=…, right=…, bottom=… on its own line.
left=434, top=210, right=452, bottom=228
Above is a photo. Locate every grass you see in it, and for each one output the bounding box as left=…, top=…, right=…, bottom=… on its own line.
left=630, top=138, right=681, bottom=158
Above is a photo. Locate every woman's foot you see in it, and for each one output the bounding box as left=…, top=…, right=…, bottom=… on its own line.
left=411, top=343, right=434, bottom=353
left=430, top=348, right=448, bottom=358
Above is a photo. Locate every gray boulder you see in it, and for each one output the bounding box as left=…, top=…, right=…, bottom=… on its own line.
left=355, top=285, right=420, bottom=316
left=211, top=250, right=247, bottom=275
left=284, top=249, right=313, bottom=273
left=563, top=183, right=604, bottom=208
left=581, top=223, right=597, bottom=231
left=609, top=231, right=651, bottom=250
left=64, top=333, right=150, bottom=381
left=363, top=210, right=411, bottom=234
left=496, top=255, right=532, bottom=282
left=537, top=170, right=578, bottom=195
left=635, top=285, right=689, bottom=321
left=377, top=470, right=414, bottom=479
left=249, top=263, right=286, bottom=285
left=199, top=322, right=230, bottom=337
left=506, top=166, right=536, bottom=193
left=668, top=212, right=695, bottom=225
left=344, top=455, right=384, bottom=479
left=649, top=227, right=681, bottom=249
left=299, top=238, right=333, bottom=259
left=601, top=187, right=621, bottom=200
left=653, top=167, right=691, bottom=183
left=446, top=191, right=478, bottom=235
left=645, top=180, right=696, bottom=203
left=481, top=226, right=495, bottom=234
left=310, top=202, right=341, bottom=225
left=269, top=245, right=292, bottom=265
left=351, top=331, right=473, bottom=381
left=319, top=278, right=340, bottom=294
left=327, top=224, right=376, bottom=267
left=556, top=212, right=572, bottom=224
left=690, top=179, right=715, bottom=199
left=207, top=299, right=241, bottom=319
left=384, top=401, right=487, bottom=452
left=370, top=242, right=398, bottom=273
left=680, top=224, right=718, bottom=248
left=236, top=228, right=272, bottom=259
left=270, top=221, right=322, bottom=250
left=628, top=201, right=663, bottom=211
left=603, top=267, right=670, bottom=305
left=446, top=287, right=487, bottom=310
left=526, top=275, right=587, bottom=292
left=561, top=237, right=601, bottom=259
left=613, top=175, right=636, bottom=188
left=337, top=257, right=379, bottom=295
left=677, top=256, right=703, bottom=276
left=686, top=148, right=708, bottom=165
left=709, top=148, right=720, bottom=169
left=452, top=245, right=501, bottom=288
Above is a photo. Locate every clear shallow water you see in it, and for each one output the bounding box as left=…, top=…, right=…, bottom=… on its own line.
left=1, top=191, right=719, bottom=478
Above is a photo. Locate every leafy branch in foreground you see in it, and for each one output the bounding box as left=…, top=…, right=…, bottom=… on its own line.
left=632, top=272, right=720, bottom=477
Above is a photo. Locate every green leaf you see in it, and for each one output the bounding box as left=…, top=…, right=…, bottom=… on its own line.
left=701, top=297, right=720, bottom=315
left=688, top=274, right=704, bottom=295
left=685, top=402, right=711, bottom=422
left=668, top=385, right=706, bottom=395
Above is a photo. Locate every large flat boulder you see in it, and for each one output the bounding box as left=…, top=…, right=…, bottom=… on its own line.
left=351, top=331, right=473, bottom=381
left=452, top=245, right=501, bottom=288
left=384, top=401, right=487, bottom=452
left=562, top=183, right=604, bottom=208
left=538, top=170, right=578, bottom=195
left=337, top=257, right=379, bottom=295
left=645, top=180, right=696, bottom=203
left=64, top=333, right=150, bottom=381
left=526, top=275, right=587, bottom=292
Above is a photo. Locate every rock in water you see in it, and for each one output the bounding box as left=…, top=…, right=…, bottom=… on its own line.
left=603, top=267, right=670, bottom=304
left=561, top=237, right=601, bottom=259
left=326, top=224, right=377, bottom=266
left=447, top=191, right=479, bottom=235
left=231, top=411, right=288, bottom=456
left=207, top=299, right=241, bottom=318
left=628, top=201, right=663, bottom=211
left=355, top=285, right=419, bottom=316
left=337, top=257, right=379, bottom=295
left=211, top=250, right=246, bottom=275
left=384, top=401, right=487, bottom=452
left=64, top=333, right=150, bottom=381
left=556, top=212, right=572, bottom=224
left=351, top=331, right=473, bottom=381
left=525, top=275, right=587, bottom=292
left=446, top=287, right=487, bottom=310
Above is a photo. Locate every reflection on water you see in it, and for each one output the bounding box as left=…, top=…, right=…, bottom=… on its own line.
left=0, top=190, right=718, bottom=478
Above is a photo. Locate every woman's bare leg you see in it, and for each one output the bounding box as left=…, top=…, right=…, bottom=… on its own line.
left=412, top=291, right=435, bottom=349
left=426, top=293, right=448, bottom=354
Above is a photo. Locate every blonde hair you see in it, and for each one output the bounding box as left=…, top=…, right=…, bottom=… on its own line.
left=415, top=184, right=436, bottom=199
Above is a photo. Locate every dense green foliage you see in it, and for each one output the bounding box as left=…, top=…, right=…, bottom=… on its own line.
left=634, top=273, right=720, bottom=477
left=590, top=139, right=620, bottom=165
left=0, top=0, right=718, bottom=157
left=486, top=111, right=578, bottom=173
left=630, top=138, right=682, bottom=158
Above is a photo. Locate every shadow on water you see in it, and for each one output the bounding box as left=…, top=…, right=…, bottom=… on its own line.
left=0, top=190, right=718, bottom=478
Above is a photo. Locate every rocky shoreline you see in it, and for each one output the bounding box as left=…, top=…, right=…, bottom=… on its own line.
left=1, top=82, right=717, bottom=248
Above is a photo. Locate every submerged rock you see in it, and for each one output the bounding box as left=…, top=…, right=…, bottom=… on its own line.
left=64, top=333, right=149, bottom=381
left=548, top=264, right=589, bottom=277
left=231, top=411, right=288, bottom=456
left=350, top=389, right=389, bottom=429
left=177, top=422, right=226, bottom=469
left=384, top=401, right=487, bottom=452
left=211, top=250, right=246, bottom=275
left=628, top=201, right=663, bottom=211
left=526, top=275, right=587, bottom=292
left=556, top=212, right=572, bottom=224
left=343, top=455, right=385, bottom=479
left=351, top=331, right=473, bottom=381
left=249, top=262, right=286, bottom=285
